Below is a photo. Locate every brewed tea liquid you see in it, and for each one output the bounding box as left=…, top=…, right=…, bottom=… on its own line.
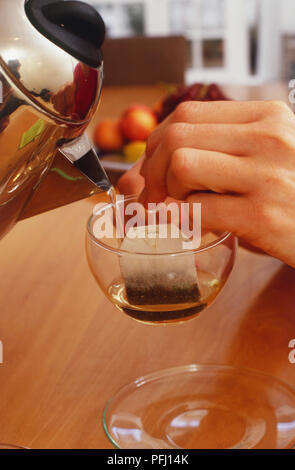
left=108, top=271, right=220, bottom=325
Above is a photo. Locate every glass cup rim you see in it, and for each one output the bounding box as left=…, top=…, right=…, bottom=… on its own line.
left=87, top=196, right=233, bottom=257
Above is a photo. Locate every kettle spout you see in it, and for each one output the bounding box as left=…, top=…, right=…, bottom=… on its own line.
left=60, top=133, right=111, bottom=193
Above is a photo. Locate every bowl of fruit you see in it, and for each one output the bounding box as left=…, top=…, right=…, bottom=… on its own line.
left=94, top=83, right=229, bottom=181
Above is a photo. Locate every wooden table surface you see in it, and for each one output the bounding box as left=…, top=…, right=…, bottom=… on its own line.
left=0, top=84, right=295, bottom=449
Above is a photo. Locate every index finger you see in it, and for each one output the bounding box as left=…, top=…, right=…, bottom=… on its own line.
left=147, top=100, right=281, bottom=159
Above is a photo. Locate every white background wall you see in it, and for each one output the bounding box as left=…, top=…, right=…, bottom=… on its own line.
left=280, top=0, right=295, bottom=33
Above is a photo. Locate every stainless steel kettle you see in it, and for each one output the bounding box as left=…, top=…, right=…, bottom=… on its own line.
left=0, top=0, right=110, bottom=239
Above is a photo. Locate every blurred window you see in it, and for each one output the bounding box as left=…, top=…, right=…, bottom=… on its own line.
left=92, top=0, right=294, bottom=84
left=202, top=39, right=224, bottom=68
left=92, top=2, right=144, bottom=37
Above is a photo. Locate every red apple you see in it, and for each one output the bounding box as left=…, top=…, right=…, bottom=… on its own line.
left=119, top=105, right=158, bottom=142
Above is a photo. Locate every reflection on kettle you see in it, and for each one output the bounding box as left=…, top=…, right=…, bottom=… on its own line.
left=0, top=0, right=110, bottom=240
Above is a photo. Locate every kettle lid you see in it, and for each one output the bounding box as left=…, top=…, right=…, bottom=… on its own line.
left=25, top=0, right=105, bottom=69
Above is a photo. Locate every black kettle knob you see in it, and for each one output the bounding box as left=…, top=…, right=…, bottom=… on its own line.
left=25, top=0, right=105, bottom=68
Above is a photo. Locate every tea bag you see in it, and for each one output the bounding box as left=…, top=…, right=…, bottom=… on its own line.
left=120, top=224, right=200, bottom=305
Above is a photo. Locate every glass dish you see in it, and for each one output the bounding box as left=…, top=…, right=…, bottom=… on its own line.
left=103, top=364, right=295, bottom=449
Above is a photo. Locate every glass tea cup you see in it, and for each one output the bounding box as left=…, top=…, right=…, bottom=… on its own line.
left=86, top=195, right=237, bottom=325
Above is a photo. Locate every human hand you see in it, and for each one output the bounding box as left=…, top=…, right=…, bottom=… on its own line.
left=121, top=100, right=295, bottom=267
left=118, top=155, right=145, bottom=196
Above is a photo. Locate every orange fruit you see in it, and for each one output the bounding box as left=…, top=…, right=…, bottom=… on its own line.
left=94, top=120, right=124, bottom=152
